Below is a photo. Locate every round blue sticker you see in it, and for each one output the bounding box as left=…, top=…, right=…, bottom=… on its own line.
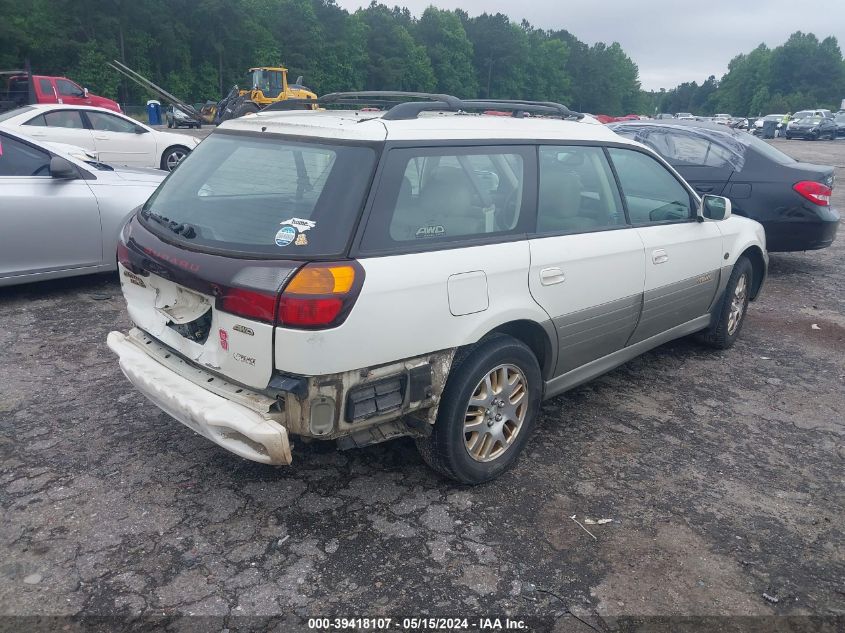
left=274, top=226, right=296, bottom=247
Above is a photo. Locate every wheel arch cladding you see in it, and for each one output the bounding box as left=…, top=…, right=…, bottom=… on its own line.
left=482, top=320, right=555, bottom=380
left=741, top=245, right=766, bottom=300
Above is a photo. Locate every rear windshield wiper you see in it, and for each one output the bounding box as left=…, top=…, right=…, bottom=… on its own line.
left=144, top=210, right=198, bottom=239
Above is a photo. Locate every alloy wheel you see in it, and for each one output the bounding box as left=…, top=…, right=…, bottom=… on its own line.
left=727, top=273, right=748, bottom=336
left=165, top=149, right=188, bottom=171
left=463, top=364, right=528, bottom=462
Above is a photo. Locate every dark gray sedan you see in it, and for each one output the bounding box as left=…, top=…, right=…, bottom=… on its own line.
left=609, top=120, right=840, bottom=251
left=785, top=115, right=838, bottom=140
left=0, top=127, right=165, bottom=286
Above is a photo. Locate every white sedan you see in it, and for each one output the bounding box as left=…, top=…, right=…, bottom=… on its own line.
left=0, top=127, right=165, bottom=286
left=0, top=104, right=200, bottom=171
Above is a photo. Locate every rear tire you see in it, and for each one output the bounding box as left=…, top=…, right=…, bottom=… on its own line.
left=696, top=256, right=753, bottom=350
left=415, top=334, right=541, bottom=484
left=160, top=145, right=190, bottom=171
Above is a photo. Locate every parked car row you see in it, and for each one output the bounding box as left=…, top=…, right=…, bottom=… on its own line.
left=0, top=104, right=199, bottom=170
left=0, top=126, right=165, bottom=286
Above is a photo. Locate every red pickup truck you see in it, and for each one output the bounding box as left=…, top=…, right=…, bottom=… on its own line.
left=1, top=71, right=121, bottom=113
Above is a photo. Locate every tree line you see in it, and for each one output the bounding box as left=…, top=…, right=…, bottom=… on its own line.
left=648, top=32, right=845, bottom=116
left=1, top=1, right=842, bottom=117
left=0, top=0, right=640, bottom=113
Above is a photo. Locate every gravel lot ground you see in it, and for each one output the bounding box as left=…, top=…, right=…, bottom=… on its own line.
left=0, top=135, right=843, bottom=632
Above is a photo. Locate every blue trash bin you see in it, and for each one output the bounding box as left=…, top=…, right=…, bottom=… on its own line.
left=146, top=100, right=162, bottom=125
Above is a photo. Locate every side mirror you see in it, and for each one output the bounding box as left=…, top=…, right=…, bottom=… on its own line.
left=50, top=156, right=79, bottom=180
left=83, top=87, right=89, bottom=98
left=700, top=194, right=732, bottom=221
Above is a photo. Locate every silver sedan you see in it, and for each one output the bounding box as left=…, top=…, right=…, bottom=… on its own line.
left=0, top=128, right=165, bottom=286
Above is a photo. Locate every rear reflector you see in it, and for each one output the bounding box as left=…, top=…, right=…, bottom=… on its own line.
left=793, top=180, right=831, bottom=206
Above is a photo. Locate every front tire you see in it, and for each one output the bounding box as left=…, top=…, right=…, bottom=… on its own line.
left=696, top=257, right=753, bottom=350
left=416, top=334, right=541, bottom=484
left=160, top=145, right=190, bottom=171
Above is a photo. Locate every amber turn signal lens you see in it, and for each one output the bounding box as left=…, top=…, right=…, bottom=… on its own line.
left=285, top=265, right=355, bottom=295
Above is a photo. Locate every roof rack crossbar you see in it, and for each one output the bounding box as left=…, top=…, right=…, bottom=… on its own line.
left=260, top=90, right=584, bottom=121
left=464, top=99, right=584, bottom=119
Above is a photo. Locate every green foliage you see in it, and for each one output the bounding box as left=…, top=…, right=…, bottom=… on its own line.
left=653, top=33, right=845, bottom=117
left=357, top=3, right=434, bottom=92
left=415, top=7, right=477, bottom=96
left=3, top=3, right=841, bottom=120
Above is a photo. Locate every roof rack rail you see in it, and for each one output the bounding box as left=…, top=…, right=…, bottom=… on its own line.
left=261, top=91, right=584, bottom=121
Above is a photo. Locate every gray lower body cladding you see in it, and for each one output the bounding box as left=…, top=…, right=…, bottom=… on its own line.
left=553, top=294, right=641, bottom=375
left=629, top=270, right=721, bottom=344
left=543, top=266, right=731, bottom=397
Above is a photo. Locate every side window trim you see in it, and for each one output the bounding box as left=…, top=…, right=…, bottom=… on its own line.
left=603, top=146, right=632, bottom=225
left=605, top=145, right=699, bottom=227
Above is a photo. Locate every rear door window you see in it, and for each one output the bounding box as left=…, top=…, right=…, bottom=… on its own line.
left=30, top=110, right=87, bottom=129
left=360, top=146, right=532, bottom=252
left=537, top=146, right=626, bottom=234
left=141, top=133, right=376, bottom=258
left=38, top=78, right=55, bottom=97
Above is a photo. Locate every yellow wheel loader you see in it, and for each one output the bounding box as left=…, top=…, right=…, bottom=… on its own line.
left=214, top=66, right=317, bottom=122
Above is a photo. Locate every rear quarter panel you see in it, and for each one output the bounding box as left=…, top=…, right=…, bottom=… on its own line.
left=273, top=242, right=551, bottom=376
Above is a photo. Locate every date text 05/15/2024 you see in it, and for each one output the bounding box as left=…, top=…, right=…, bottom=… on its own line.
left=307, top=617, right=528, bottom=630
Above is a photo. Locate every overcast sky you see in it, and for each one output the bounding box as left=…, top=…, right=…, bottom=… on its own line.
left=334, top=0, right=845, bottom=90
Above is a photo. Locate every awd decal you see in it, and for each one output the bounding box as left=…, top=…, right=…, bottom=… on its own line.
left=696, top=273, right=714, bottom=284
left=232, top=324, right=255, bottom=336
left=415, top=225, right=445, bottom=238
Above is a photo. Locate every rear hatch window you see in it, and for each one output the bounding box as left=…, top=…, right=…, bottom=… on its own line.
left=140, top=133, right=377, bottom=258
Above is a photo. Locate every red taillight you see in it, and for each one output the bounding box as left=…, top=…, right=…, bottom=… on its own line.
left=214, top=262, right=363, bottom=329
left=793, top=180, right=831, bottom=206
left=277, top=262, right=364, bottom=329
left=116, top=241, right=130, bottom=267
left=278, top=297, right=343, bottom=326
left=218, top=287, right=278, bottom=324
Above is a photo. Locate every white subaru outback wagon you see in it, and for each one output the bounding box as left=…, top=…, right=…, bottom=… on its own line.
left=108, top=93, right=768, bottom=484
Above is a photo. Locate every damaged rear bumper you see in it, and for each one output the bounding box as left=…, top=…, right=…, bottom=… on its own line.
left=107, top=330, right=292, bottom=465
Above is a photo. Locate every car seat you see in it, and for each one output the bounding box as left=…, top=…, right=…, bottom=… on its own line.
left=538, top=171, right=598, bottom=233
left=418, top=167, right=481, bottom=237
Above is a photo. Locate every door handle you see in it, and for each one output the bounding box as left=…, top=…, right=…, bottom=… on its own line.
left=696, top=185, right=714, bottom=193
left=540, top=267, right=565, bottom=285
left=652, top=249, right=669, bottom=265
left=94, top=136, right=109, bottom=140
